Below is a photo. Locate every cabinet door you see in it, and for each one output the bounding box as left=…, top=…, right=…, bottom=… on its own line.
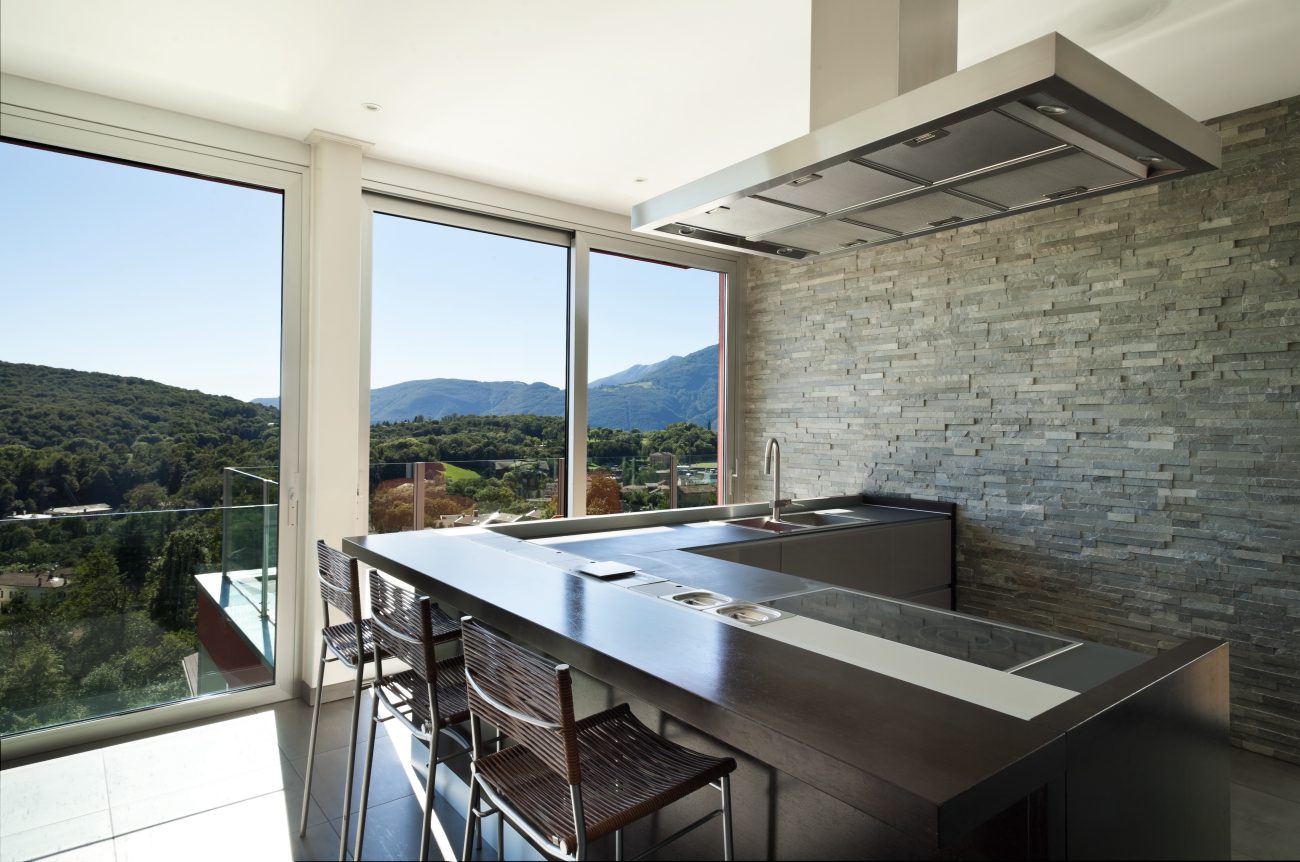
left=892, top=520, right=951, bottom=594
left=778, top=528, right=896, bottom=593
left=736, top=541, right=782, bottom=572
left=691, top=544, right=741, bottom=563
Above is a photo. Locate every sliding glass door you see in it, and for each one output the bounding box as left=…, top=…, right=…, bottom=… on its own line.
left=366, top=201, right=571, bottom=530
left=0, top=140, right=287, bottom=737
left=586, top=250, right=727, bottom=513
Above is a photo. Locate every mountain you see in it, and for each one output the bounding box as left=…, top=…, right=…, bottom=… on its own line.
left=254, top=344, right=719, bottom=431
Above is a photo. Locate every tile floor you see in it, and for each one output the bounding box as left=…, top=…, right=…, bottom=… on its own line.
left=1, top=694, right=1297, bottom=861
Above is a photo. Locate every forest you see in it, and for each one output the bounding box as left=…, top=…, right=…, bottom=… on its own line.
left=0, top=362, right=717, bottom=733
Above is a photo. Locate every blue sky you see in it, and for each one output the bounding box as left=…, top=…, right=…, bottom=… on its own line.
left=1, top=141, right=722, bottom=400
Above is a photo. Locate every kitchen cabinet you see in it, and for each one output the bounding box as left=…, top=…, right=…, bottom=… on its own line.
left=690, top=517, right=951, bottom=605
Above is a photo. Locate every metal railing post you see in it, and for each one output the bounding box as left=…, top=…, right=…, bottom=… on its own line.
left=413, top=461, right=426, bottom=530
left=260, top=474, right=271, bottom=620
left=222, top=467, right=233, bottom=579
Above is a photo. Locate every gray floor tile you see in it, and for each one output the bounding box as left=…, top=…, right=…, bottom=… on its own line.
left=337, top=793, right=427, bottom=862
left=111, top=791, right=312, bottom=862
left=271, top=692, right=387, bottom=763
left=0, top=750, right=109, bottom=836
left=288, top=732, right=418, bottom=819
left=0, top=811, right=115, bottom=862
left=34, top=839, right=117, bottom=862
left=109, top=758, right=313, bottom=835
left=1232, top=747, right=1300, bottom=805
left=101, top=709, right=285, bottom=808
left=1232, top=782, right=1300, bottom=861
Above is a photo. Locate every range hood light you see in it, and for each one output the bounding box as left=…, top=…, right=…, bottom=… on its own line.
left=905, top=128, right=951, bottom=147
left=1036, top=104, right=1070, bottom=116
left=928, top=216, right=963, bottom=228
left=788, top=173, right=824, bottom=187
left=1044, top=186, right=1088, bottom=200
left=776, top=247, right=797, bottom=255
left=678, top=225, right=696, bottom=236
left=705, top=205, right=731, bottom=215
left=1137, top=155, right=1164, bottom=165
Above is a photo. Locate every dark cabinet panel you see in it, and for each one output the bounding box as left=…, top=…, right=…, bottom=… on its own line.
left=892, top=520, right=952, bottom=594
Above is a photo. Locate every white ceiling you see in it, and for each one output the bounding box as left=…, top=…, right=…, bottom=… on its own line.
left=2, top=0, right=1297, bottom=216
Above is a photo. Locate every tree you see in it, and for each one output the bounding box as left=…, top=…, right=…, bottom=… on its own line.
left=145, top=528, right=207, bottom=631
left=586, top=471, right=622, bottom=515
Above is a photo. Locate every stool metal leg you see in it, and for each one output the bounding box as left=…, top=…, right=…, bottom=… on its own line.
left=336, top=662, right=365, bottom=862
left=720, top=774, right=734, bottom=861
left=418, top=728, right=437, bottom=861
left=495, top=805, right=504, bottom=859
left=353, top=687, right=380, bottom=861
left=614, top=828, right=623, bottom=860
left=461, top=773, right=481, bottom=861
left=298, top=638, right=328, bottom=836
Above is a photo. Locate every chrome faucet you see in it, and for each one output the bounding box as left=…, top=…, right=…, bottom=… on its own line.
left=764, top=437, right=791, bottom=522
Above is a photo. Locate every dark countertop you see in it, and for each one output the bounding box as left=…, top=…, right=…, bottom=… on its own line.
left=345, top=497, right=1073, bottom=849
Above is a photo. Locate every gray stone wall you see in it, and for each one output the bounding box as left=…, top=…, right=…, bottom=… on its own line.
left=742, top=97, right=1299, bottom=762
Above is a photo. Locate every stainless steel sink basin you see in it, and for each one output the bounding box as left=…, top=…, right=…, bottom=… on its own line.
left=779, top=511, right=871, bottom=527
left=709, top=602, right=787, bottom=626
left=727, top=517, right=808, bottom=534
left=663, top=589, right=733, bottom=609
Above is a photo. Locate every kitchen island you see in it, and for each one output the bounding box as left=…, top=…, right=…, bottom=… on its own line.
left=344, top=495, right=1229, bottom=860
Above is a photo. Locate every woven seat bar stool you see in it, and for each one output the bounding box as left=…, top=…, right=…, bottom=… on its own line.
left=299, top=541, right=460, bottom=862
left=459, top=617, right=737, bottom=862
left=354, top=569, right=473, bottom=861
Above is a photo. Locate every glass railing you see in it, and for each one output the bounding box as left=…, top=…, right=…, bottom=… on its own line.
left=368, top=458, right=565, bottom=533
left=0, top=495, right=277, bottom=736
left=587, top=454, right=719, bottom=514
left=221, top=467, right=278, bottom=622
left=365, top=455, right=721, bottom=530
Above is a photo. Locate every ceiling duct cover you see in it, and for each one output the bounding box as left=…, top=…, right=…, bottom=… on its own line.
left=631, top=33, right=1221, bottom=261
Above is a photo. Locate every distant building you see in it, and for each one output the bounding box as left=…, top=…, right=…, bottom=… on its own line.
left=0, top=569, right=72, bottom=612
left=46, top=503, right=113, bottom=516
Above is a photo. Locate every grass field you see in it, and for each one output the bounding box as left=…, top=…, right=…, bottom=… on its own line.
left=442, top=462, right=481, bottom=481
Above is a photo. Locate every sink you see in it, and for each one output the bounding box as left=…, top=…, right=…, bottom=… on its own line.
left=727, top=517, right=808, bottom=534
left=662, top=589, right=733, bottom=609
left=709, top=602, right=787, bottom=626
left=779, top=511, right=871, bottom=527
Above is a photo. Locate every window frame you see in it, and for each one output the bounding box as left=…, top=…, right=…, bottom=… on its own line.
left=0, top=110, right=306, bottom=761
left=360, top=192, right=745, bottom=518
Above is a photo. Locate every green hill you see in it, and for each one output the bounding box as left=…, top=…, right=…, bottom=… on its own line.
left=0, top=362, right=279, bottom=514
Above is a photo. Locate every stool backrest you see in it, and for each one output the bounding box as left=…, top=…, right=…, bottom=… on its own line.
left=367, top=569, right=438, bottom=695
left=461, top=618, right=580, bottom=785
left=316, top=540, right=362, bottom=626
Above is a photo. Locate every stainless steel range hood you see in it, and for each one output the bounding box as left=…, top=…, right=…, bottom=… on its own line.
left=631, top=32, right=1221, bottom=261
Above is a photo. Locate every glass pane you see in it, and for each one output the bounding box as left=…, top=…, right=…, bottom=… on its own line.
left=0, top=142, right=283, bottom=736
left=587, top=251, right=724, bottom=513
left=368, top=213, right=568, bottom=530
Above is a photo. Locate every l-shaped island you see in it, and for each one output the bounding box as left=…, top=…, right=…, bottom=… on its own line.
left=345, top=494, right=1229, bottom=860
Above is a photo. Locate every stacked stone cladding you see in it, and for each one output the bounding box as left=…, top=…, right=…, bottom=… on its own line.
left=742, top=96, right=1299, bottom=762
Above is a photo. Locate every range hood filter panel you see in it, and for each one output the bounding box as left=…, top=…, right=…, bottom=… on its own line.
left=760, top=160, right=921, bottom=216
left=864, top=111, right=1061, bottom=183
left=679, top=195, right=817, bottom=239
left=850, top=191, right=998, bottom=235
left=759, top=219, right=897, bottom=255
left=953, top=150, right=1140, bottom=209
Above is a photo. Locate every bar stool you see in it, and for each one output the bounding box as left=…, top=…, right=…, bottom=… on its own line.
left=298, top=541, right=460, bottom=861
left=459, top=617, right=737, bottom=862
left=354, top=569, right=473, bottom=861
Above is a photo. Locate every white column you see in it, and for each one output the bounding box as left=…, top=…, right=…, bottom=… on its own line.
left=299, top=130, right=371, bottom=697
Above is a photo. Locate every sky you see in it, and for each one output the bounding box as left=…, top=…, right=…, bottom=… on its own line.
left=371, top=213, right=722, bottom=390
left=0, top=140, right=722, bottom=401
left=0, top=141, right=283, bottom=402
